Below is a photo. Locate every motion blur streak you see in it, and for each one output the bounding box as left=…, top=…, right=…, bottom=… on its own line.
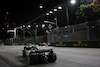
left=0, top=59, right=11, bottom=67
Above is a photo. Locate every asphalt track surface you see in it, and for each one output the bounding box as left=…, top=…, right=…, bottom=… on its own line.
left=0, top=45, right=100, bottom=67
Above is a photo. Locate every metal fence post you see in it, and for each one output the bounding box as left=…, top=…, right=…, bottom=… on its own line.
left=86, top=22, right=90, bottom=41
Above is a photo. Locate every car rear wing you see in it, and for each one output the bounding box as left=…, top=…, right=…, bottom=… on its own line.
left=31, top=49, right=53, bottom=53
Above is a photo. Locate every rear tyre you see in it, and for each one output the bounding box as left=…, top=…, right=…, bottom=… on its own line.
left=38, top=55, right=45, bottom=63
left=28, top=55, right=37, bottom=65
left=48, top=52, right=57, bottom=62
left=24, top=47, right=26, bottom=49
left=23, top=50, right=26, bottom=57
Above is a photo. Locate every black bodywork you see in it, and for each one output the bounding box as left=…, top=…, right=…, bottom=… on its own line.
left=28, top=49, right=57, bottom=65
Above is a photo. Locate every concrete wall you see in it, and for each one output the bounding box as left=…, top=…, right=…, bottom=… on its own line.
left=48, top=20, right=100, bottom=42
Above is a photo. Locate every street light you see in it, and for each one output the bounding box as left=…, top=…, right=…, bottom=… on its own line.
left=66, top=0, right=76, bottom=25
left=20, top=26, right=23, bottom=28
left=36, top=25, right=38, bottom=27
left=39, top=5, right=43, bottom=9
left=65, top=26, right=67, bottom=29
left=21, top=25, right=26, bottom=43
left=35, top=25, right=38, bottom=42
left=23, top=25, right=25, bottom=27
left=46, top=13, right=49, bottom=15
left=28, top=25, right=31, bottom=28
left=49, top=11, right=53, bottom=13
left=54, top=9, right=57, bottom=11
left=58, top=6, right=62, bottom=9
left=71, top=0, right=76, bottom=4
left=42, top=24, right=45, bottom=28
left=7, top=25, right=9, bottom=27
left=49, top=24, right=51, bottom=26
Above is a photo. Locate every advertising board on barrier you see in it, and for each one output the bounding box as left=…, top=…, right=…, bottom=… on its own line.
left=51, top=41, right=100, bottom=48
left=56, top=42, right=66, bottom=46
left=73, top=42, right=87, bottom=47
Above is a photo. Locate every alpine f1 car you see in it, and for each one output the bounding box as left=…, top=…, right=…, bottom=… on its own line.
left=39, top=42, right=47, bottom=46
left=23, top=44, right=57, bottom=65
left=28, top=49, right=57, bottom=65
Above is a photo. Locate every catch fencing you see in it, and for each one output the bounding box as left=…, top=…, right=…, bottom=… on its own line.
left=4, top=20, right=100, bottom=44
left=47, top=20, right=100, bottom=42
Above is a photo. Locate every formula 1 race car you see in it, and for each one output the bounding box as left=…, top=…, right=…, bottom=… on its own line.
left=23, top=44, right=57, bottom=65
left=38, top=42, right=47, bottom=46
left=28, top=49, right=57, bottom=65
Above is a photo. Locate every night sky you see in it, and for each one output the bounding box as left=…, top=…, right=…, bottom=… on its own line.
left=0, top=0, right=99, bottom=39
left=0, top=0, right=65, bottom=39
left=0, top=0, right=65, bottom=24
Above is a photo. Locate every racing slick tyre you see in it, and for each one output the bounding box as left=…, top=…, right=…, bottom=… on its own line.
left=48, top=52, right=57, bottom=62
left=23, top=50, right=26, bottom=57
left=38, top=55, right=45, bottom=63
left=28, top=55, right=37, bottom=65
left=24, top=47, right=26, bottom=49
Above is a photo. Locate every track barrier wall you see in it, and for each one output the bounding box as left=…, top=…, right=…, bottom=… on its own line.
left=1, top=43, right=39, bottom=46
left=1, top=41, right=100, bottom=48
left=51, top=41, right=100, bottom=48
